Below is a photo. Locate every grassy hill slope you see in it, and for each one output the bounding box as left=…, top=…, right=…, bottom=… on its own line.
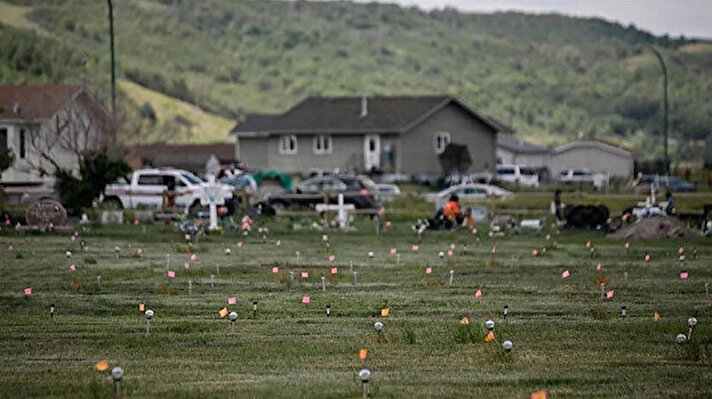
left=1, top=0, right=711, bottom=161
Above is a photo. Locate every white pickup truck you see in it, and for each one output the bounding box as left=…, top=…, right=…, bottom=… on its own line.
left=102, top=169, right=234, bottom=214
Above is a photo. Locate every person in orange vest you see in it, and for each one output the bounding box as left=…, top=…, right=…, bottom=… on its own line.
left=443, top=194, right=461, bottom=228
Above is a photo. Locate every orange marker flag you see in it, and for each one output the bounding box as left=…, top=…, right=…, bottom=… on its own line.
left=359, top=348, right=368, bottom=360
left=139, top=303, right=145, bottom=312
left=460, top=316, right=469, bottom=325
left=95, top=359, right=109, bottom=371
left=485, top=331, right=495, bottom=343
left=219, top=307, right=228, bottom=318
left=381, top=308, right=390, bottom=317
left=531, top=391, right=548, bottom=399
left=654, top=311, right=660, bottom=322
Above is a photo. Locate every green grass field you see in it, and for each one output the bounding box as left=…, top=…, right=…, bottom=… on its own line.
left=1, top=218, right=711, bottom=398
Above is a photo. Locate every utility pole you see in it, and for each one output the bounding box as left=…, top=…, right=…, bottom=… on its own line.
left=645, top=45, right=669, bottom=175
left=107, top=0, right=116, bottom=118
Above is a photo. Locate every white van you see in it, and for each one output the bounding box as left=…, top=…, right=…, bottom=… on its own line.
left=496, top=165, right=540, bottom=187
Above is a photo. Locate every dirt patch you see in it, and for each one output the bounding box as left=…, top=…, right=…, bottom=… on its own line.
left=608, top=216, right=702, bottom=239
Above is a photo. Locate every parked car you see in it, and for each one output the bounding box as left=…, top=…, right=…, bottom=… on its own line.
left=294, top=176, right=347, bottom=194
left=635, top=175, right=696, bottom=192
left=666, top=177, right=696, bottom=192
left=496, top=165, right=540, bottom=187
left=557, top=168, right=607, bottom=190
left=103, top=168, right=234, bottom=214
left=266, top=175, right=379, bottom=211
left=375, top=184, right=401, bottom=202
left=424, top=183, right=513, bottom=203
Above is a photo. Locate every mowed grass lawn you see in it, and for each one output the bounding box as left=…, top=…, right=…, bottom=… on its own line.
left=1, top=219, right=711, bottom=398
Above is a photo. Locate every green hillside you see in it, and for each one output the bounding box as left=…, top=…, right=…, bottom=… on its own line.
left=1, top=0, right=711, bottom=162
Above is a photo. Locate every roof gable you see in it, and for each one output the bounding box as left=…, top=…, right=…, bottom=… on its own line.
left=553, top=140, right=632, bottom=158
left=230, top=95, right=509, bottom=136
left=497, top=134, right=550, bottom=154
left=0, top=85, right=83, bottom=121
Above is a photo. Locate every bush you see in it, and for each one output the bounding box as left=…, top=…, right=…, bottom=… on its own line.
left=54, top=150, right=131, bottom=215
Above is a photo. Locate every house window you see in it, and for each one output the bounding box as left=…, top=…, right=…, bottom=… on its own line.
left=434, top=132, right=451, bottom=154
left=19, top=128, right=26, bottom=159
left=0, top=128, right=7, bottom=151
left=279, top=135, right=297, bottom=154
left=313, top=135, right=332, bottom=154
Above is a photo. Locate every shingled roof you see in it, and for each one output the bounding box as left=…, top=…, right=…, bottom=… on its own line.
left=0, top=85, right=83, bottom=121
left=230, top=96, right=510, bottom=136
left=497, top=134, right=550, bottom=154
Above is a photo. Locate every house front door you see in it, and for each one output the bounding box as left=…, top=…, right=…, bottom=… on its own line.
left=363, top=134, right=380, bottom=172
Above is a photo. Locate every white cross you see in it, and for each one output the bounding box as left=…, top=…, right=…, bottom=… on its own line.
left=200, top=176, right=225, bottom=230
left=315, top=194, right=355, bottom=230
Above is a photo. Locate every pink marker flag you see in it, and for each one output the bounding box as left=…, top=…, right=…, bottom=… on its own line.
left=606, top=290, right=614, bottom=299
left=532, top=249, right=539, bottom=256
left=237, top=241, right=243, bottom=247
left=680, top=272, right=689, bottom=280
left=678, top=247, right=684, bottom=255
left=475, top=289, right=483, bottom=298
left=644, top=254, right=651, bottom=262
left=302, top=296, right=311, bottom=304
left=167, top=270, right=176, bottom=278
left=322, top=234, right=329, bottom=242
left=228, top=297, right=237, bottom=305
left=301, top=271, right=309, bottom=278
left=425, top=267, right=432, bottom=274
left=330, top=267, right=338, bottom=275
left=185, top=234, right=191, bottom=241
left=70, top=264, right=77, bottom=271
left=385, top=221, right=392, bottom=227
left=624, top=242, right=630, bottom=249
left=71, top=236, right=76, bottom=241
left=390, top=248, right=397, bottom=255
left=184, top=263, right=191, bottom=269
left=24, top=287, right=32, bottom=295
left=450, top=243, right=456, bottom=250
left=491, top=246, right=496, bottom=254
left=276, top=240, right=282, bottom=247
left=271, top=266, right=279, bottom=274
left=586, top=240, right=591, bottom=249
left=562, top=270, right=570, bottom=278
left=328, top=255, right=335, bottom=262
left=596, top=263, right=602, bottom=271
left=411, top=245, right=419, bottom=252
left=447, top=249, right=454, bottom=257
left=190, top=254, right=197, bottom=261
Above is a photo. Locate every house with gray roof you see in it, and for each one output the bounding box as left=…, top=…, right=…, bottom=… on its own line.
left=230, top=95, right=509, bottom=175
left=496, top=134, right=550, bottom=168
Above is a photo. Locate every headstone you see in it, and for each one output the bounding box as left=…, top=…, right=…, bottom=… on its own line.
left=23, top=200, right=72, bottom=232
left=101, top=211, right=124, bottom=225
